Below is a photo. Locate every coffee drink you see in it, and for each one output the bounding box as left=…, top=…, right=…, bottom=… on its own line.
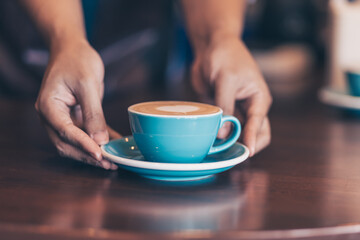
left=128, top=101, right=221, bottom=116
left=128, top=101, right=241, bottom=164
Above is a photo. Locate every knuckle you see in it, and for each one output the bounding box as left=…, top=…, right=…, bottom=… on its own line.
left=36, top=96, right=51, bottom=115
left=58, top=124, right=72, bottom=141
left=264, top=96, right=273, bottom=110
left=266, top=91, right=273, bottom=106
left=58, top=128, right=67, bottom=140
left=37, top=98, right=45, bottom=112
left=265, top=133, right=271, bottom=146
left=83, top=111, right=105, bottom=127
left=34, top=101, right=39, bottom=112
left=84, top=110, right=101, bottom=120
left=78, top=75, right=101, bottom=90
left=75, top=78, right=96, bottom=94
left=78, top=77, right=92, bottom=87
left=257, top=89, right=273, bottom=109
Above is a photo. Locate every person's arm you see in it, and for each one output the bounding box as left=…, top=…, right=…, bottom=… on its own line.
left=22, top=0, right=85, bottom=49
left=181, top=0, right=245, bottom=55
left=181, top=0, right=272, bottom=156
left=22, top=0, right=119, bottom=169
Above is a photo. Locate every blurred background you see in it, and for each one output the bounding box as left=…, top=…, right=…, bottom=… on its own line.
left=0, top=0, right=357, bottom=104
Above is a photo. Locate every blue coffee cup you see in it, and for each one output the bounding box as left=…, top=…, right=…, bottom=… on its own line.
left=128, top=102, right=241, bottom=163
left=346, top=70, right=360, bottom=97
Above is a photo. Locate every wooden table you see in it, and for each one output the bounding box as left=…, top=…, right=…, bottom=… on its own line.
left=1, top=90, right=360, bottom=240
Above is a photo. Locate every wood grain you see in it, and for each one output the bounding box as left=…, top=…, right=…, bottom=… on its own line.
left=1, top=90, right=360, bottom=239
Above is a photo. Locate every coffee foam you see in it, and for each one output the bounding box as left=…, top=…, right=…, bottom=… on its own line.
left=129, top=101, right=221, bottom=116
left=156, top=105, right=200, bottom=113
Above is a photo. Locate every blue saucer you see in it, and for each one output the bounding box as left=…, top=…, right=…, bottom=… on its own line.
left=101, top=136, right=249, bottom=181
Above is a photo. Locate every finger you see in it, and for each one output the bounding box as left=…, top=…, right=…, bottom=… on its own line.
left=107, top=125, right=122, bottom=140
left=70, top=106, right=120, bottom=144
left=243, top=116, right=262, bottom=157
left=70, top=106, right=121, bottom=141
left=70, top=105, right=83, bottom=128
left=45, top=125, right=117, bottom=170
left=38, top=98, right=103, bottom=160
left=214, top=74, right=237, bottom=139
left=234, top=104, right=246, bottom=125
left=77, top=80, right=108, bottom=145
left=254, top=117, right=271, bottom=154
left=242, top=94, right=271, bottom=156
left=70, top=107, right=122, bottom=142
left=191, top=60, right=211, bottom=97
left=234, top=107, right=246, bottom=142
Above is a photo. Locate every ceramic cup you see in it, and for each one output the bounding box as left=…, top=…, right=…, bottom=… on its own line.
left=346, top=70, right=360, bottom=97
left=128, top=102, right=241, bottom=163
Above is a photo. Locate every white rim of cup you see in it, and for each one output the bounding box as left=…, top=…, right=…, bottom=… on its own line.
left=128, top=101, right=223, bottom=118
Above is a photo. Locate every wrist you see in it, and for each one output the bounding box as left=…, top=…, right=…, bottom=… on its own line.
left=193, top=31, right=241, bottom=57
left=209, top=31, right=240, bottom=45
left=50, top=34, right=89, bottom=54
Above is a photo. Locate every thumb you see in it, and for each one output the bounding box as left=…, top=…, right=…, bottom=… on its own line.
left=215, top=76, right=236, bottom=139
left=78, top=82, right=108, bottom=145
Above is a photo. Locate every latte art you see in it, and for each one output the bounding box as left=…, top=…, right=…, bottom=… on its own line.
left=156, top=105, right=199, bottom=113
left=129, top=101, right=221, bottom=116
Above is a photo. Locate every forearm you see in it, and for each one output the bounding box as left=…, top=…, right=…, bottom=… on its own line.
left=181, top=0, right=246, bottom=55
left=21, top=0, right=86, bottom=50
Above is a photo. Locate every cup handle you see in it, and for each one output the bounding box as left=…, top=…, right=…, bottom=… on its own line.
left=208, top=115, right=241, bottom=154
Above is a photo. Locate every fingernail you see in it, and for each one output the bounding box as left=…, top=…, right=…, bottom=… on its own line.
left=91, top=131, right=108, bottom=145
left=101, top=161, right=111, bottom=170
left=250, top=147, right=255, bottom=157
left=91, top=151, right=102, bottom=161
left=110, top=164, right=118, bottom=170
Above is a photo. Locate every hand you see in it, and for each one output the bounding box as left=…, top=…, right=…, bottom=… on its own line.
left=35, top=39, right=119, bottom=170
left=191, top=37, right=272, bottom=156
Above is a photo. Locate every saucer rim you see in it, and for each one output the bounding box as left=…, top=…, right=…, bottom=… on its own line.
left=101, top=137, right=249, bottom=171
left=319, top=87, right=360, bottom=109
